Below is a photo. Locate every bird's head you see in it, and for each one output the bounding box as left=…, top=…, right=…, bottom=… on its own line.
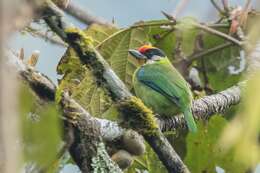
left=129, top=45, right=166, bottom=62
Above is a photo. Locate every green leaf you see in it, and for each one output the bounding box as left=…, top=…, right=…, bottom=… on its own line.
left=57, top=24, right=150, bottom=119
left=174, top=17, right=199, bottom=56
left=197, top=28, right=242, bottom=91
left=57, top=24, right=119, bottom=119
left=85, top=24, right=119, bottom=47
left=219, top=72, right=260, bottom=168
left=96, top=27, right=149, bottom=87
left=184, top=116, right=247, bottom=173
left=144, top=18, right=199, bottom=61
left=20, top=86, right=61, bottom=167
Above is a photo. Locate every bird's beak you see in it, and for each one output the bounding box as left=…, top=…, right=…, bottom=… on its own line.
left=128, top=49, right=146, bottom=60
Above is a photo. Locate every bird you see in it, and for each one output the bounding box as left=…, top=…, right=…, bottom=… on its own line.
left=129, top=45, right=197, bottom=132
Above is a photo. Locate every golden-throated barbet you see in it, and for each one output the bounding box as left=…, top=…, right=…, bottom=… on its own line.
left=129, top=45, right=197, bottom=132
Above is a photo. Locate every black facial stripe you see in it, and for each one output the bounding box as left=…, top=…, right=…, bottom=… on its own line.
left=143, top=48, right=166, bottom=59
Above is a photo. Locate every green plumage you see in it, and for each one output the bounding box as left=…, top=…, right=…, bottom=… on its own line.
left=133, top=58, right=197, bottom=132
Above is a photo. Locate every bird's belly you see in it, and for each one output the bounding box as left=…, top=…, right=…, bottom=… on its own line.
left=134, top=82, right=180, bottom=117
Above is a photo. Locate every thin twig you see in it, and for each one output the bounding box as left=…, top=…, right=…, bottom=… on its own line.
left=64, top=1, right=113, bottom=26
left=187, top=42, right=234, bottom=62
left=221, top=0, right=229, bottom=13
left=26, top=27, right=67, bottom=47
left=243, top=0, right=252, bottom=12
left=210, top=0, right=224, bottom=14
left=161, top=11, right=242, bottom=46
left=193, top=23, right=243, bottom=46
left=200, top=58, right=213, bottom=94
left=172, top=0, right=190, bottom=18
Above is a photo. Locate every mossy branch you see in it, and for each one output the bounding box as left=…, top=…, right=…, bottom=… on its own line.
left=7, top=43, right=245, bottom=172
left=7, top=49, right=244, bottom=136
left=42, top=2, right=191, bottom=172
left=7, top=51, right=122, bottom=172
left=12, top=1, right=259, bottom=172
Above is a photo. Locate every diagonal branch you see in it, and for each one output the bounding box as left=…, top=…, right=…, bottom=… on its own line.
left=210, top=0, right=225, bottom=14
left=42, top=1, right=190, bottom=172
left=64, top=1, right=113, bottom=26
left=7, top=48, right=243, bottom=136
left=161, top=11, right=243, bottom=47
left=160, top=84, right=242, bottom=131
left=25, top=26, right=67, bottom=47
left=187, top=42, right=234, bottom=62
left=8, top=30, right=244, bottom=171
left=12, top=1, right=256, bottom=172
left=7, top=50, right=123, bottom=172
left=193, top=23, right=243, bottom=46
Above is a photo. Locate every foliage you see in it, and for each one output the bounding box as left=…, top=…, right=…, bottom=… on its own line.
left=55, top=11, right=260, bottom=173
left=185, top=116, right=248, bottom=173
left=19, top=85, right=61, bottom=168
left=219, top=72, right=260, bottom=168
left=57, top=24, right=118, bottom=119
left=57, top=18, right=243, bottom=119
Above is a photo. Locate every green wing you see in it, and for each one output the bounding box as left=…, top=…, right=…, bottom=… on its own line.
left=137, top=59, right=192, bottom=109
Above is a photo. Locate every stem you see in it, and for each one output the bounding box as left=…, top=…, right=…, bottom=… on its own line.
left=188, top=42, right=234, bottom=62
left=193, top=23, right=243, bottom=46
left=64, top=1, right=113, bottom=26
left=210, top=0, right=225, bottom=14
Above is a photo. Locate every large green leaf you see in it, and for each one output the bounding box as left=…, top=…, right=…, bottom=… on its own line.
left=20, top=85, right=61, bottom=168
left=85, top=24, right=119, bottom=47
left=144, top=18, right=199, bottom=62
left=57, top=24, right=119, bottom=119
left=96, top=26, right=149, bottom=87
left=196, top=28, right=241, bottom=91
left=184, top=116, right=247, bottom=173
left=57, top=23, right=150, bottom=119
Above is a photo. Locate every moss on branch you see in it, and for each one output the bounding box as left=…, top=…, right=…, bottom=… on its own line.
left=117, top=97, right=158, bottom=134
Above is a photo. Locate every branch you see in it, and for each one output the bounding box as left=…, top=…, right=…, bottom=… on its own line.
left=160, top=84, right=242, bottom=131
left=195, top=23, right=243, bottom=46
left=6, top=51, right=122, bottom=172
left=187, top=42, right=235, bottom=62
left=210, top=0, right=225, bottom=14
left=7, top=49, right=124, bottom=140
left=25, top=26, right=67, bottom=47
left=162, top=11, right=243, bottom=46
left=7, top=42, right=248, bottom=172
left=42, top=2, right=190, bottom=172
left=8, top=38, right=245, bottom=172
left=7, top=48, right=244, bottom=135
left=13, top=1, right=256, bottom=172
left=221, top=0, right=229, bottom=13
left=64, top=1, right=113, bottom=26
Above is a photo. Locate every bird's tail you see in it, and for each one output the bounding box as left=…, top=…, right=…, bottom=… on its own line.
left=183, top=108, right=197, bottom=133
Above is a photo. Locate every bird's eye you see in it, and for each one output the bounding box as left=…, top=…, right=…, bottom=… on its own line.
left=154, top=49, right=165, bottom=57
left=144, top=49, right=165, bottom=59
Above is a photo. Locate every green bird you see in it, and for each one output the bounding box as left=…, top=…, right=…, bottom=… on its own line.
left=129, top=45, right=197, bottom=132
